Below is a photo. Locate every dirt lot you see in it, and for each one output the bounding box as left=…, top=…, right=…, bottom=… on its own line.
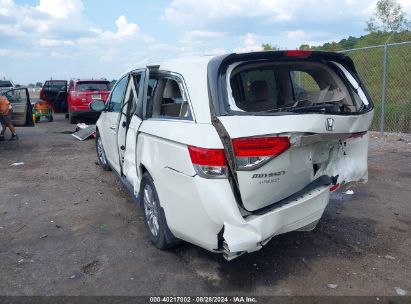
left=0, top=115, right=410, bottom=296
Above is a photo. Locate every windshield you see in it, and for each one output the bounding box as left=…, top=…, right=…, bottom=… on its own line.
left=76, top=82, right=111, bottom=92
left=228, top=61, right=368, bottom=114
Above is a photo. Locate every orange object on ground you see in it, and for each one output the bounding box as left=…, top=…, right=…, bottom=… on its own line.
left=33, top=101, right=53, bottom=122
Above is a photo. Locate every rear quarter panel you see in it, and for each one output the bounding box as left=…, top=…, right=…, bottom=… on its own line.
left=136, top=119, right=226, bottom=247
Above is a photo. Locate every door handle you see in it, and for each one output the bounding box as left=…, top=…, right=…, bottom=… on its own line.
left=110, top=125, right=116, bottom=130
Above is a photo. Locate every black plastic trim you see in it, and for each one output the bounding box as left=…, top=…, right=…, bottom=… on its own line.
left=251, top=175, right=332, bottom=216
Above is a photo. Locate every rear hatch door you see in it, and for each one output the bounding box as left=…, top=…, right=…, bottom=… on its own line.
left=209, top=51, right=374, bottom=212
left=75, top=81, right=112, bottom=104
left=40, top=80, right=68, bottom=113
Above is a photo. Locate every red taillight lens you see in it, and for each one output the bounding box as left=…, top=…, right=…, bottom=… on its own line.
left=188, top=146, right=226, bottom=166
left=330, top=183, right=340, bottom=192
left=284, top=50, right=312, bottom=58
left=232, top=137, right=290, bottom=158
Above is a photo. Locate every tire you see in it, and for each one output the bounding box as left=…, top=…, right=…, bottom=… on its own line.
left=140, top=172, right=180, bottom=249
left=95, top=132, right=111, bottom=171
left=47, top=115, right=53, bottom=122
left=35, top=116, right=40, bottom=123
left=68, top=108, right=76, bottom=124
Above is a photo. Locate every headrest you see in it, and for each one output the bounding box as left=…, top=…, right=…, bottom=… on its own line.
left=249, top=80, right=268, bottom=102
left=163, top=80, right=182, bottom=99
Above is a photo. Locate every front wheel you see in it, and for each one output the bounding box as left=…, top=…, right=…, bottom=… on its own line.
left=140, top=172, right=180, bottom=249
left=95, top=132, right=111, bottom=171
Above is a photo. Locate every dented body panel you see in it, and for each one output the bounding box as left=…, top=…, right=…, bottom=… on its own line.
left=95, top=51, right=374, bottom=260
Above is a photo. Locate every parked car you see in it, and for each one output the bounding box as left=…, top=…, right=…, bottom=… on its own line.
left=0, top=80, right=15, bottom=94
left=91, top=50, right=374, bottom=260
left=67, top=79, right=112, bottom=123
left=39, top=80, right=68, bottom=114
left=1, top=87, right=34, bottom=127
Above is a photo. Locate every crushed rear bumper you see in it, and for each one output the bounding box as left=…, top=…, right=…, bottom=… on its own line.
left=222, top=185, right=330, bottom=260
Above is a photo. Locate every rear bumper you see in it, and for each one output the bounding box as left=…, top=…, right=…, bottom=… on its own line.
left=223, top=185, right=330, bottom=256
left=70, top=109, right=99, bottom=117
left=157, top=168, right=331, bottom=258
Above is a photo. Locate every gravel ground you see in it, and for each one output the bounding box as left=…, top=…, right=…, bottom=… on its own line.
left=0, top=116, right=410, bottom=296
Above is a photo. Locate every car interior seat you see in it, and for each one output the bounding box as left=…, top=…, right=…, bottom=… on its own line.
left=238, top=80, right=277, bottom=112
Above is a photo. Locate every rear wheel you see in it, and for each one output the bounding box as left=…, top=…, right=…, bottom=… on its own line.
left=47, top=115, right=53, bottom=122
left=95, top=132, right=111, bottom=171
left=68, top=108, right=76, bottom=124
left=140, top=172, right=179, bottom=249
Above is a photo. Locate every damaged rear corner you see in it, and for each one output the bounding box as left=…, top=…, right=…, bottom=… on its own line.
left=219, top=180, right=332, bottom=260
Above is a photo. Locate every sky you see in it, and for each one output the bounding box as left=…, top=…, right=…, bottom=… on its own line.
left=0, top=0, right=410, bottom=84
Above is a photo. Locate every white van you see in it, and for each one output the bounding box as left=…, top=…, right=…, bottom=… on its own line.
left=91, top=50, right=374, bottom=260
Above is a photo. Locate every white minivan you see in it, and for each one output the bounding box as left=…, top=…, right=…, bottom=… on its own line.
left=91, top=50, right=374, bottom=260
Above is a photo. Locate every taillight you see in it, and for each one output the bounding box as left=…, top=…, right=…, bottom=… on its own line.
left=188, top=146, right=227, bottom=179
left=232, top=136, right=290, bottom=170
left=330, top=183, right=340, bottom=192
left=284, top=50, right=312, bottom=58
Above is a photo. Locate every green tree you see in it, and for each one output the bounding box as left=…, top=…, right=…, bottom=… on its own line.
left=261, top=43, right=279, bottom=51
left=366, top=0, right=410, bottom=33
left=299, top=44, right=311, bottom=50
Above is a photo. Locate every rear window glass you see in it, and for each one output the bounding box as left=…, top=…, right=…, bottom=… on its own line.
left=229, top=61, right=360, bottom=114
left=76, top=82, right=111, bottom=92
left=44, top=81, right=67, bottom=91
left=290, top=71, right=320, bottom=96
left=230, top=69, right=278, bottom=112
left=0, top=81, right=13, bottom=87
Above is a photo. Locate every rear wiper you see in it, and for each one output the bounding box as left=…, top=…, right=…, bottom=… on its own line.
left=266, top=103, right=336, bottom=113
left=265, top=106, right=295, bottom=113
left=287, top=103, right=336, bottom=113
left=265, top=99, right=313, bottom=113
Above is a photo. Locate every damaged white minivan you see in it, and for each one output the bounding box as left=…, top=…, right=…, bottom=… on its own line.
left=91, top=50, right=374, bottom=260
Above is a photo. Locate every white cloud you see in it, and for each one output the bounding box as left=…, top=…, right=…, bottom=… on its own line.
left=234, top=33, right=262, bottom=53
left=163, top=0, right=411, bottom=28
left=204, top=48, right=227, bottom=55
left=50, top=51, right=69, bottom=59
left=0, top=48, right=12, bottom=56
left=36, top=0, right=84, bottom=20
left=285, top=30, right=305, bottom=39
left=77, top=15, right=141, bottom=48
left=0, top=0, right=14, bottom=16
left=164, top=0, right=293, bottom=26
left=183, top=30, right=225, bottom=42
left=0, top=0, right=90, bottom=39
left=39, top=38, right=75, bottom=47
left=0, top=48, right=42, bottom=58
left=115, top=15, right=139, bottom=38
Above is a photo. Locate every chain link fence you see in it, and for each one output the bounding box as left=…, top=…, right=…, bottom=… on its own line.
left=340, top=41, right=411, bottom=134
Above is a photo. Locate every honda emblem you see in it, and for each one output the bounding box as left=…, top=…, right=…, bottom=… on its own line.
left=326, top=118, right=334, bottom=131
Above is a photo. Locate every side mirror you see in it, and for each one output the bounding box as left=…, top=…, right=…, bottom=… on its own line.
left=90, top=100, right=106, bottom=112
